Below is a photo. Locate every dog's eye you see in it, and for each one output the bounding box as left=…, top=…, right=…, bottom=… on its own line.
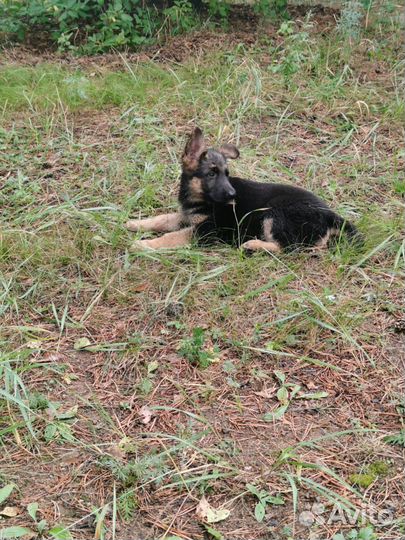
left=208, top=171, right=216, bottom=177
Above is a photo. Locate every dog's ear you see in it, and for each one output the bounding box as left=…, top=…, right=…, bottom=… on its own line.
left=182, top=127, right=206, bottom=172
left=219, top=143, right=240, bottom=160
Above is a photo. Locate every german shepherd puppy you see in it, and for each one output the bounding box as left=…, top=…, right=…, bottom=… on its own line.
left=126, top=127, right=359, bottom=252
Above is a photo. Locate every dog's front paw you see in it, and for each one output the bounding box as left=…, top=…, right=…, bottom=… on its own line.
left=126, top=219, right=143, bottom=232
left=130, top=239, right=155, bottom=251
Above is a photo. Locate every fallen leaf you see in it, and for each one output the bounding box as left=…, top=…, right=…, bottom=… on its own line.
left=0, top=506, right=19, bottom=517
left=196, top=496, right=230, bottom=524
left=133, top=283, right=147, bottom=293
left=25, top=340, right=43, bottom=350
left=42, top=353, right=65, bottom=364
left=73, top=337, right=91, bottom=350
left=139, top=405, right=154, bottom=424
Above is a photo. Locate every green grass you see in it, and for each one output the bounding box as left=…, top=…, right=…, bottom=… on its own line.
left=0, top=6, right=404, bottom=540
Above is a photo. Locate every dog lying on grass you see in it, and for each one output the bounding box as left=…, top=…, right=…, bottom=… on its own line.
left=126, top=127, right=360, bottom=253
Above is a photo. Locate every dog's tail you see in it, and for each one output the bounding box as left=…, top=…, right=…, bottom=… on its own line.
left=333, top=215, right=364, bottom=247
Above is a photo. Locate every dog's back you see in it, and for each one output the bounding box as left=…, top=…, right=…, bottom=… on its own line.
left=188, top=177, right=352, bottom=249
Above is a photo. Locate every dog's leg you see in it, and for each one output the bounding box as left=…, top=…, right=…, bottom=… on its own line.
left=314, top=227, right=340, bottom=249
left=126, top=212, right=182, bottom=233
left=131, top=227, right=194, bottom=250
left=241, top=239, right=281, bottom=253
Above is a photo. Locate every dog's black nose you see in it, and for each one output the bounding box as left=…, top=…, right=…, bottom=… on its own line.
left=227, top=188, right=236, bottom=200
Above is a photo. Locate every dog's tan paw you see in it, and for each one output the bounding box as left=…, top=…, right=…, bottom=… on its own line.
left=126, top=219, right=143, bottom=232
left=241, top=239, right=281, bottom=254
left=241, top=239, right=261, bottom=251
left=130, top=239, right=155, bottom=251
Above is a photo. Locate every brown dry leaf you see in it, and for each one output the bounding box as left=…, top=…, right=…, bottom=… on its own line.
left=0, top=506, right=19, bottom=517
left=25, top=340, right=43, bottom=350
left=42, top=352, right=66, bottom=364
left=196, top=495, right=230, bottom=523
left=134, top=283, right=148, bottom=293
left=139, top=405, right=154, bottom=424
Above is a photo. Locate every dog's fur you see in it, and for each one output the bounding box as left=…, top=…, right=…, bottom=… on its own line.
left=127, top=127, right=360, bottom=252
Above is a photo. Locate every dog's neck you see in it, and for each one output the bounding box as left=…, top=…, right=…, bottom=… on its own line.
left=179, top=171, right=211, bottom=211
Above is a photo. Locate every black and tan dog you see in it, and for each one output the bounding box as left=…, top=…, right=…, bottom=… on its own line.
left=126, top=128, right=359, bottom=252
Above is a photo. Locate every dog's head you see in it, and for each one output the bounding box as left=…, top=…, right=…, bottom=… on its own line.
left=182, top=127, right=239, bottom=204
